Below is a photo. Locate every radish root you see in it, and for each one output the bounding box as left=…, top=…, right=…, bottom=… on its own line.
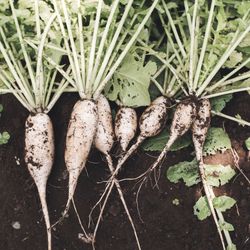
left=25, top=113, right=54, bottom=250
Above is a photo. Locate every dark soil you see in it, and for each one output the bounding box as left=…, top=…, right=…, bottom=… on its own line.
left=0, top=93, right=249, bottom=250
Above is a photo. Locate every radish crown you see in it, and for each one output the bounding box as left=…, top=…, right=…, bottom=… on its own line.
left=0, top=0, right=68, bottom=113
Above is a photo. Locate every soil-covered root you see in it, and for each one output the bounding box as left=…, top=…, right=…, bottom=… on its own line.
left=92, top=95, right=141, bottom=250
left=192, top=98, right=227, bottom=250
left=115, top=107, right=137, bottom=153
left=111, top=96, right=170, bottom=180
left=139, top=97, right=198, bottom=182
left=64, top=99, right=98, bottom=220
left=25, top=113, right=54, bottom=250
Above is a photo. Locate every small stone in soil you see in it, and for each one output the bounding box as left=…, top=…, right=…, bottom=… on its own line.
left=14, top=156, right=20, bottom=166
left=12, top=221, right=21, bottom=230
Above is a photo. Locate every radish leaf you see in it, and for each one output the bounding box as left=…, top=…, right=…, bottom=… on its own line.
left=213, top=196, right=236, bottom=212
left=167, top=159, right=200, bottom=187
left=203, top=128, right=231, bottom=155
left=219, top=221, right=234, bottom=232
left=105, top=54, right=157, bottom=107
left=210, top=94, right=232, bottom=113
left=194, top=196, right=211, bottom=221
left=205, top=164, right=236, bottom=187
left=0, top=131, right=10, bottom=145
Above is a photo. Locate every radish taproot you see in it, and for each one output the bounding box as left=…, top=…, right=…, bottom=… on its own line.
left=0, top=2, right=67, bottom=249
left=151, top=1, right=250, bottom=247
left=113, top=96, right=170, bottom=177
left=93, top=94, right=141, bottom=250
left=192, top=98, right=227, bottom=250
left=25, top=113, right=54, bottom=250
left=64, top=99, right=98, bottom=217
left=51, top=0, right=160, bottom=231
left=98, top=96, right=169, bottom=223
left=130, top=96, right=197, bottom=181
left=115, top=107, right=137, bottom=153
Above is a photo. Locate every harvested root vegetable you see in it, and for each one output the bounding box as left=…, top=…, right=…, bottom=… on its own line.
left=25, top=113, right=54, bottom=250
left=93, top=95, right=141, bottom=250
left=112, top=96, right=170, bottom=178
left=64, top=100, right=98, bottom=217
left=98, top=96, right=169, bottom=236
left=142, top=97, right=197, bottom=176
left=115, top=107, right=137, bottom=153
left=94, top=95, right=114, bottom=154
left=192, top=98, right=228, bottom=250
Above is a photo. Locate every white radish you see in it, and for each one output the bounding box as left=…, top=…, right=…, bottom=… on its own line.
left=93, top=95, right=141, bottom=250
left=192, top=98, right=227, bottom=250
left=94, top=95, right=114, bottom=154
left=115, top=107, right=137, bottom=152
left=144, top=97, right=197, bottom=176
left=25, top=113, right=54, bottom=250
left=99, top=96, right=169, bottom=228
left=64, top=99, right=98, bottom=217
left=112, top=96, right=170, bottom=179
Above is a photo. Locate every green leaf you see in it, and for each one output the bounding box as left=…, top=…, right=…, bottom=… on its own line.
left=245, top=137, right=250, bottom=150
left=213, top=196, right=236, bottom=212
left=219, top=221, right=235, bottom=232
left=142, top=128, right=192, bottom=152
left=0, top=131, right=10, bottom=145
left=205, top=164, right=236, bottom=187
left=203, top=128, right=232, bottom=156
left=0, top=104, right=3, bottom=113
left=224, top=51, right=243, bottom=68
left=167, top=159, right=200, bottom=187
left=210, top=94, right=232, bottom=113
left=105, top=54, right=157, bottom=107
left=194, top=196, right=211, bottom=221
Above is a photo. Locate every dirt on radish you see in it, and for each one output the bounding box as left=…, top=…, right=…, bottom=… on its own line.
left=0, top=92, right=249, bottom=250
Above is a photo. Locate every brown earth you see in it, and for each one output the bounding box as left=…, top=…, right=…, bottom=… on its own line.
left=0, top=92, right=249, bottom=250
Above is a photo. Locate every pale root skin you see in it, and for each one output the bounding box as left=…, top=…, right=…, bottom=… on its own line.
left=115, top=107, right=138, bottom=152
left=25, top=113, right=54, bottom=250
left=94, top=94, right=114, bottom=154
left=192, top=99, right=226, bottom=250
left=93, top=95, right=141, bottom=250
left=111, top=96, right=169, bottom=179
left=64, top=99, right=98, bottom=216
left=140, top=98, right=197, bottom=178
left=139, top=96, right=169, bottom=137
left=97, top=96, right=169, bottom=241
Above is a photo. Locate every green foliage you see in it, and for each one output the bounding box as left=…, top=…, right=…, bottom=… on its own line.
left=219, top=221, right=234, bottom=232
left=194, top=196, right=211, bottom=220
left=142, top=128, right=192, bottom=152
left=105, top=54, right=157, bottom=107
left=203, top=128, right=232, bottom=155
left=213, top=196, right=236, bottom=212
left=245, top=137, right=250, bottom=150
left=0, top=131, right=10, bottom=145
left=167, top=159, right=200, bottom=187
left=210, top=94, right=233, bottom=113
left=205, top=164, right=236, bottom=187
left=0, top=104, right=10, bottom=145
left=167, top=161, right=235, bottom=187
left=194, top=195, right=236, bottom=221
